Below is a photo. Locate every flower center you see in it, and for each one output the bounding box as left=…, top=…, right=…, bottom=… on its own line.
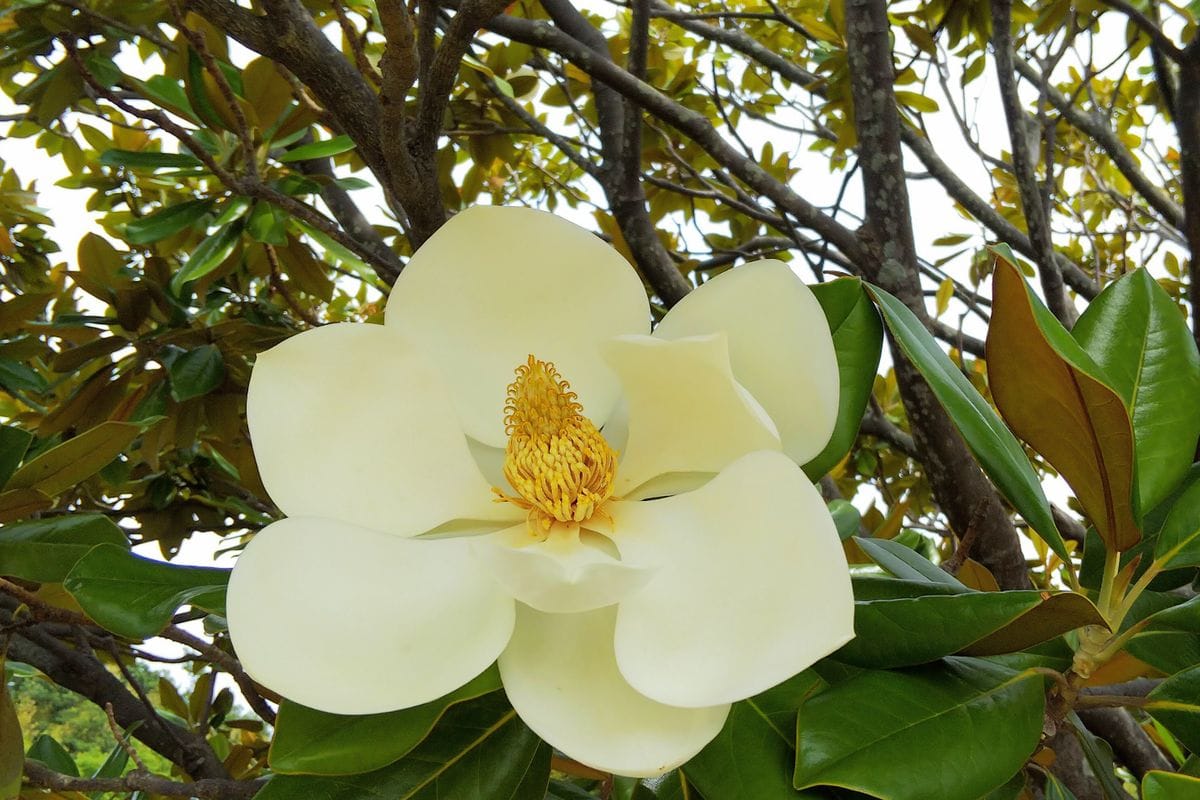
left=495, top=355, right=617, bottom=534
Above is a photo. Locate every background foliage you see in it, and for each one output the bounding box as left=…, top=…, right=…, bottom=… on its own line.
left=2, top=0, right=1200, bottom=798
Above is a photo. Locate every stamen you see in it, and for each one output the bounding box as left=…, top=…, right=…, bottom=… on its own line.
left=495, top=356, right=617, bottom=536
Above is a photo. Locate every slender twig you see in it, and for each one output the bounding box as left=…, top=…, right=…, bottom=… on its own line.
left=23, top=760, right=263, bottom=800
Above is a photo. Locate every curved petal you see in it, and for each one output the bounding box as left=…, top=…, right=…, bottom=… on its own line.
left=386, top=207, right=651, bottom=446
left=247, top=323, right=516, bottom=536
left=471, top=524, right=652, bottom=613
left=603, top=334, right=780, bottom=496
left=499, top=604, right=729, bottom=777
left=608, top=450, right=854, bottom=708
left=227, top=516, right=515, bottom=714
left=654, top=260, right=839, bottom=464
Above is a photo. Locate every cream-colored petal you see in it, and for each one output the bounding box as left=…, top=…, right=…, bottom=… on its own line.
left=471, top=524, right=652, bottom=613
left=609, top=450, right=854, bottom=708
left=248, top=323, right=516, bottom=536
left=226, top=517, right=515, bottom=714
left=654, top=260, right=838, bottom=464
left=499, top=604, right=729, bottom=778
left=604, top=334, right=780, bottom=496
left=386, top=207, right=651, bottom=446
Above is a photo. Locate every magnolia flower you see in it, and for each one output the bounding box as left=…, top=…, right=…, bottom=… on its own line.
left=226, top=206, right=854, bottom=777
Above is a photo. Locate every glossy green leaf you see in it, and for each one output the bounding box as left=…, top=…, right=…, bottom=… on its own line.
left=277, top=135, right=357, bottom=162
left=63, top=544, right=229, bottom=639
left=270, top=666, right=503, bottom=775
left=1153, top=479, right=1200, bottom=569
left=794, top=658, right=1044, bottom=800
left=99, top=149, right=203, bottom=170
left=1067, top=713, right=1130, bottom=800
left=867, top=286, right=1068, bottom=560
left=1126, top=596, right=1200, bottom=674
left=247, top=201, right=289, bottom=245
left=258, top=692, right=549, bottom=800
left=7, top=421, right=141, bottom=496
left=87, top=740, right=130, bottom=799
left=684, top=672, right=827, bottom=799
left=0, top=424, right=32, bottom=489
left=803, top=278, right=883, bottom=479
left=0, top=359, right=47, bottom=395
left=167, top=344, right=226, bottom=402
left=988, top=251, right=1139, bottom=552
left=1043, top=772, right=1078, bottom=800
left=0, top=658, right=23, bottom=800
left=0, top=514, right=128, bottom=582
left=1073, top=269, right=1200, bottom=513
left=1142, top=771, right=1200, bottom=799
left=170, top=222, right=243, bottom=293
left=25, top=734, right=76, bottom=776
left=1146, top=665, right=1200, bottom=755
left=837, top=590, right=1104, bottom=668
left=124, top=199, right=214, bottom=245
left=853, top=536, right=970, bottom=591
left=827, top=500, right=860, bottom=541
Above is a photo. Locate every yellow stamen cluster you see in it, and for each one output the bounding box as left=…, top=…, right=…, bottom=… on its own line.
left=496, top=355, right=617, bottom=534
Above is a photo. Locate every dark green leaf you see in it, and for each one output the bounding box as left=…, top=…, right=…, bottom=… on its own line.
left=270, top=666, right=503, bottom=775
left=1126, top=596, right=1200, bottom=674
left=685, top=672, right=827, bottom=799
left=838, top=590, right=1104, bottom=668
left=99, top=149, right=203, bottom=170
left=170, top=222, right=243, bottom=293
left=803, top=278, right=883, bottom=479
left=1153, top=479, right=1200, bottom=569
left=1043, top=772, right=1078, bottom=800
left=0, top=358, right=47, bottom=394
left=867, top=285, right=1068, bottom=560
left=125, top=199, right=214, bottom=244
left=1073, top=269, right=1200, bottom=513
left=854, top=536, right=970, bottom=591
left=794, top=658, right=1044, bottom=800
left=827, top=500, right=860, bottom=541
left=0, top=514, right=128, bottom=582
left=277, top=135, right=356, bottom=162
left=1142, top=771, right=1200, bottom=799
left=0, top=424, right=33, bottom=489
left=1, top=662, right=24, bottom=800
left=167, top=344, right=225, bottom=401
left=258, top=692, right=549, bottom=800
left=247, top=201, right=289, bottom=245
left=1067, top=713, right=1132, bottom=799
left=63, top=543, right=230, bottom=639
left=25, top=733, right=76, bottom=777
left=1146, top=665, right=1200, bottom=755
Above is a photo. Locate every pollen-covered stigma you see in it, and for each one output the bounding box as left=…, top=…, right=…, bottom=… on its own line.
left=495, top=355, right=618, bottom=536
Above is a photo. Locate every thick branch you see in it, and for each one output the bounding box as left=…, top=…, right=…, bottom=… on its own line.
left=539, top=0, right=692, bottom=305
left=1173, top=41, right=1200, bottom=351
left=991, top=0, right=1074, bottom=326
left=843, top=0, right=1031, bottom=589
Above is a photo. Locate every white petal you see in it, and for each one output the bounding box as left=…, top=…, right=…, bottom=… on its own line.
left=603, top=334, right=780, bottom=496
left=499, top=604, right=729, bottom=778
left=247, top=323, right=516, bottom=536
left=471, top=524, right=652, bottom=613
left=386, top=207, right=651, bottom=446
left=654, top=260, right=839, bottom=464
left=609, top=450, right=854, bottom=708
left=227, top=517, right=515, bottom=714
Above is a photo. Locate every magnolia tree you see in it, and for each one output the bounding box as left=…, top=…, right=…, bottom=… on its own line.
left=1, top=0, right=1200, bottom=798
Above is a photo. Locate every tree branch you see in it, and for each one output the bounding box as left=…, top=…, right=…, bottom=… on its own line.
left=1011, top=57, right=1185, bottom=232
left=23, top=760, right=262, bottom=800
left=991, top=0, right=1075, bottom=326
left=843, top=0, right=1031, bottom=589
